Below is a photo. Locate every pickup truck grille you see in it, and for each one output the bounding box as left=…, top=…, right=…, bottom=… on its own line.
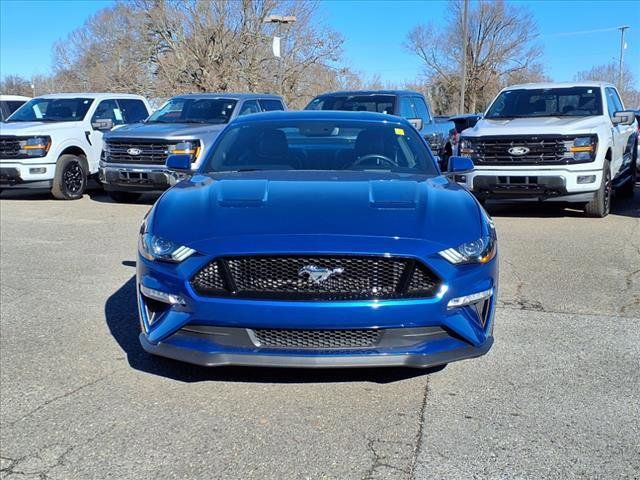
left=473, top=136, right=569, bottom=165
left=0, top=136, right=21, bottom=159
left=191, top=255, right=441, bottom=301
left=103, top=139, right=172, bottom=165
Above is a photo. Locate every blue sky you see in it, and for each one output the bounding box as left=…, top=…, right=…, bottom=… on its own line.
left=1, top=0, right=639, bottom=86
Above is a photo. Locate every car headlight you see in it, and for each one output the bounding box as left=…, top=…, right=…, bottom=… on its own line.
left=168, top=140, right=201, bottom=162
left=18, top=136, right=51, bottom=158
left=139, top=233, right=196, bottom=262
left=439, top=220, right=497, bottom=265
left=458, top=137, right=478, bottom=156
left=564, top=135, right=597, bottom=163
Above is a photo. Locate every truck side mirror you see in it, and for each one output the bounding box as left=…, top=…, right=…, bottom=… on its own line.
left=408, top=118, right=423, bottom=130
left=92, top=118, right=114, bottom=131
left=612, top=110, right=636, bottom=126
left=447, top=156, right=474, bottom=174
left=166, top=154, right=192, bottom=172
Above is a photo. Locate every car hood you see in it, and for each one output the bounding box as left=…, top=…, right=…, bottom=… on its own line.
left=0, top=121, right=83, bottom=135
left=150, top=171, right=482, bottom=253
left=464, top=116, right=603, bottom=137
left=105, top=122, right=227, bottom=140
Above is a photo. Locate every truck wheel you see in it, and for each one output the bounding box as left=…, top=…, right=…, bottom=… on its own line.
left=617, top=152, right=636, bottom=198
left=107, top=191, right=142, bottom=203
left=51, top=154, right=87, bottom=200
left=584, top=161, right=611, bottom=218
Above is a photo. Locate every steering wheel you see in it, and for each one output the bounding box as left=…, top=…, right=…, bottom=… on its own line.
left=351, top=154, right=396, bottom=169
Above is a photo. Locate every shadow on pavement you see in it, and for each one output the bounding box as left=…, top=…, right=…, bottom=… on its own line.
left=105, top=275, right=437, bottom=384
left=88, top=190, right=160, bottom=205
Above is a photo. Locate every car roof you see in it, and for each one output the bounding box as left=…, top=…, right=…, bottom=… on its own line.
left=231, top=109, right=410, bottom=125
left=0, top=95, right=31, bottom=101
left=34, top=93, right=147, bottom=100
left=503, top=81, right=614, bottom=90
left=169, top=93, right=283, bottom=101
left=312, top=90, right=422, bottom=97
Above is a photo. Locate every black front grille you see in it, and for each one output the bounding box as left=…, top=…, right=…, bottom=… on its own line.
left=191, top=255, right=440, bottom=301
left=252, top=328, right=381, bottom=349
left=104, top=139, right=172, bottom=165
left=473, top=136, right=569, bottom=165
left=0, top=136, right=21, bottom=159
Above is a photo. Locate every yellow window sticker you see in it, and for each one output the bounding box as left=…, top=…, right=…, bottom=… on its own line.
left=394, top=128, right=405, bottom=136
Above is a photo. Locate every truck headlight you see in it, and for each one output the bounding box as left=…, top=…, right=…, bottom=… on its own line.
left=139, top=233, right=196, bottom=262
left=18, top=136, right=51, bottom=158
left=168, top=140, right=201, bottom=162
left=458, top=137, right=478, bottom=156
left=566, top=135, right=597, bottom=163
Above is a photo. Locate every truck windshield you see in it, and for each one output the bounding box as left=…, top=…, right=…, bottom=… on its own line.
left=7, top=98, right=93, bottom=122
left=203, top=119, right=438, bottom=175
left=306, top=95, right=395, bottom=114
left=485, top=87, right=603, bottom=119
left=147, top=98, right=237, bottom=124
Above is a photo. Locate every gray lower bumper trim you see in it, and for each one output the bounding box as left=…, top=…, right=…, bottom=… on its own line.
left=139, top=333, right=493, bottom=369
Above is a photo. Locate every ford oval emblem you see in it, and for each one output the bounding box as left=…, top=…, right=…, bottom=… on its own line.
left=508, top=146, right=530, bottom=156
left=127, top=147, right=142, bottom=156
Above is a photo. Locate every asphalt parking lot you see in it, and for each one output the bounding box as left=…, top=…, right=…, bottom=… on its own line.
left=1, top=187, right=638, bottom=480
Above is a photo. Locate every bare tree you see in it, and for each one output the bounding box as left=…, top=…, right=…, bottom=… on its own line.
left=50, top=0, right=351, bottom=108
left=575, top=62, right=640, bottom=109
left=0, top=75, right=32, bottom=96
left=405, top=0, right=543, bottom=114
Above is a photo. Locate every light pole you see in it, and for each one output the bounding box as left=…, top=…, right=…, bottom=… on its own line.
left=618, top=25, right=629, bottom=89
left=264, top=15, right=297, bottom=96
left=459, top=0, right=469, bottom=114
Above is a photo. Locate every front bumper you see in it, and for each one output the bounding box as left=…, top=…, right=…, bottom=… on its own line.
left=0, top=160, right=55, bottom=188
left=140, top=331, right=493, bottom=368
left=461, top=167, right=600, bottom=202
left=99, top=162, right=185, bottom=192
left=136, top=241, right=498, bottom=369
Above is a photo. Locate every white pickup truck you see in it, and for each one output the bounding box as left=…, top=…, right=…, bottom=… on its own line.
left=0, top=93, right=150, bottom=199
left=458, top=82, right=638, bottom=217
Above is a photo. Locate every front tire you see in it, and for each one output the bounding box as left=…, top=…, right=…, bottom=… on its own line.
left=106, top=191, right=142, bottom=203
left=584, top=160, right=612, bottom=218
left=51, top=154, right=87, bottom=200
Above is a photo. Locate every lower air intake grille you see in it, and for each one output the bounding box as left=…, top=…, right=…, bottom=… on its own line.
left=190, top=255, right=441, bottom=300
left=251, top=329, right=381, bottom=349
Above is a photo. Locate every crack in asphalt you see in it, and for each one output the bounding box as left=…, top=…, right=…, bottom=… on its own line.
left=0, top=425, right=116, bottom=479
left=408, top=378, right=430, bottom=479
left=362, top=438, right=412, bottom=479
left=500, top=258, right=545, bottom=312
left=6, top=373, right=113, bottom=428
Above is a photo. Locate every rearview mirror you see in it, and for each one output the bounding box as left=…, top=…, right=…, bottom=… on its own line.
left=92, top=118, right=114, bottom=131
left=612, top=110, right=636, bottom=126
left=447, top=156, right=474, bottom=174
left=166, top=154, right=192, bottom=172
left=408, top=118, right=423, bottom=130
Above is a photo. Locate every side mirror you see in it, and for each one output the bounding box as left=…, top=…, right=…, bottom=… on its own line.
left=166, top=154, right=192, bottom=172
left=92, top=118, right=114, bottom=131
left=447, top=156, right=474, bottom=175
left=408, top=118, right=423, bottom=130
left=612, top=110, right=636, bottom=126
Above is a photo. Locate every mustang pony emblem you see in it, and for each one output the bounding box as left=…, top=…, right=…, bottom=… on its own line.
left=127, top=147, right=142, bottom=155
left=507, top=146, right=530, bottom=156
left=298, top=265, right=344, bottom=284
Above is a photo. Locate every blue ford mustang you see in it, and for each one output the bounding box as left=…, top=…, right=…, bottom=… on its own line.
left=137, top=111, right=498, bottom=368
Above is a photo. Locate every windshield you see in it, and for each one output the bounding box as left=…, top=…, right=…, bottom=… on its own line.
left=147, top=98, right=237, bottom=124
left=203, top=119, right=438, bottom=175
left=7, top=97, right=93, bottom=122
left=485, top=87, right=603, bottom=118
left=306, top=95, right=395, bottom=114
